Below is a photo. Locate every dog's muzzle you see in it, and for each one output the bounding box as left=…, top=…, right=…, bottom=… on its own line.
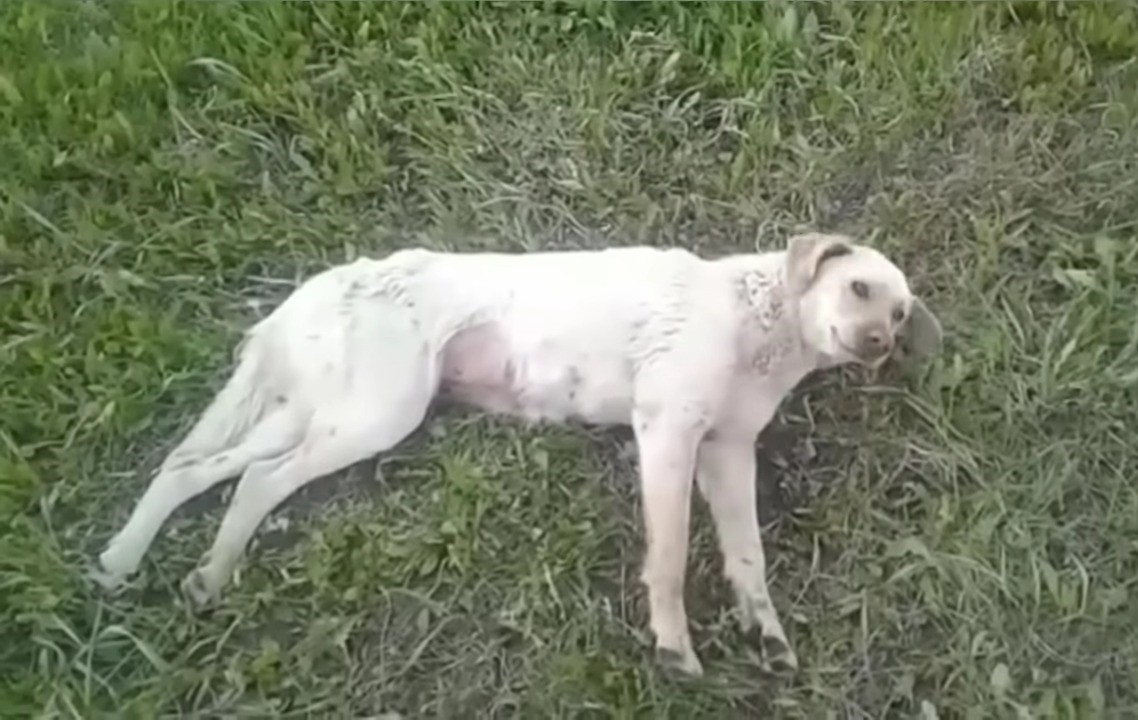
left=833, top=326, right=894, bottom=364
left=855, top=329, right=895, bottom=364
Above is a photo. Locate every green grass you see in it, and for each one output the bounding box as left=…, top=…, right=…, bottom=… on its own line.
left=2, top=1, right=1137, bottom=717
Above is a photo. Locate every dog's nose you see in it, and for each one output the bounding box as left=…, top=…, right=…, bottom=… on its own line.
left=863, top=330, right=893, bottom=357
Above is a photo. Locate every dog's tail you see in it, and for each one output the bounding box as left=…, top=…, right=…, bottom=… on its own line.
left=160, top=321, right=283, bottom=471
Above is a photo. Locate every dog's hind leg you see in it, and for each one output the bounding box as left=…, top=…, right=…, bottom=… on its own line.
left=93, top=408, right=305, bottom=589
left=94, top=324, right=293, bottom=589
left=180, top=312, right=437, bottom=608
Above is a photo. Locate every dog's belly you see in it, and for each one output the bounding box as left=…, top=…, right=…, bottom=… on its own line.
left=438, top=324, right=521, bottom=414
left=439, top=324, right=633, bottom=425
left=520, top=356, right=633, bottom=425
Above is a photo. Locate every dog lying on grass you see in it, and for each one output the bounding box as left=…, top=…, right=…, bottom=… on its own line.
left=93, top=232, right=942, bottom=677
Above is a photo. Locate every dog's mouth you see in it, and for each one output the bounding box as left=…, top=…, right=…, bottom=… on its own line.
left=829, top=326, right=861, bottom=358
left=830, top=327, right=890, bottom=366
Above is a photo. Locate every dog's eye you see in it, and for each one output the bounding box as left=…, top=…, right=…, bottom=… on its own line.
left=850, top=280, right=869, bottom=299
left=892, top=307, right=906, bottom=323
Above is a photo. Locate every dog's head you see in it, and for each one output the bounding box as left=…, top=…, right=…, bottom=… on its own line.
left=786, top=232, right=943, bottom=368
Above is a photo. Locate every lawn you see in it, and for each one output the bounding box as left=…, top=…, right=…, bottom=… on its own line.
left=2, top=2, right=1137, bottom=717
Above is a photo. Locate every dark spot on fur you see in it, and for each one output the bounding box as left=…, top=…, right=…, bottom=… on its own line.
left=740, top=557, right=753, bottom=567
left=276, top=395, right=288, bottom=404
left=566, top=366, right=582, bottom=400
left=328, top=427, right=337, bottom=437
left=818, top=243, right=853, bottom=265
left=167, top=457, right=194, bottom=471
left=212, top=453, right=230, bottom=465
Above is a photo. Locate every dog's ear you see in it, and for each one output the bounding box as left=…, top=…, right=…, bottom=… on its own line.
left=786, top=233, right=854, bottom=294
left=893, top=296, right=943, bottom=364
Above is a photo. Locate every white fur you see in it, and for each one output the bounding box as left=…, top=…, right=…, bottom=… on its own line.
left=93, top=233, right=940, bottom=677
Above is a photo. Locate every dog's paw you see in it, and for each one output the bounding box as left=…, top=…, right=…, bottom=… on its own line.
left=760, top=634, right=798, bottom=674
left=87, top=564, right=128, bottom=592
left=94, top=546, right=137, bottom=587
left=180, top=568, right=221, bottom=611
left=89, top=547, right=137, bottom=592
left=747, top=629, right=798, bottom=675
left=655, top=645, right=704, bottom=679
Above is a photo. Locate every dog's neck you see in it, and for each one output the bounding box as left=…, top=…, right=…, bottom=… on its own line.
left=722, top=254, right=822, bottom=379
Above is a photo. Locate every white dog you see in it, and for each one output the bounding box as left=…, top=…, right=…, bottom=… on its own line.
left=93, top=232, right=942, bottom=677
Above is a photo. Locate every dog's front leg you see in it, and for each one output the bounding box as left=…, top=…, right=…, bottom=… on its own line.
left=634, top=408, right=705, bottom=677
left=696, top=436, right=797, bottom=673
